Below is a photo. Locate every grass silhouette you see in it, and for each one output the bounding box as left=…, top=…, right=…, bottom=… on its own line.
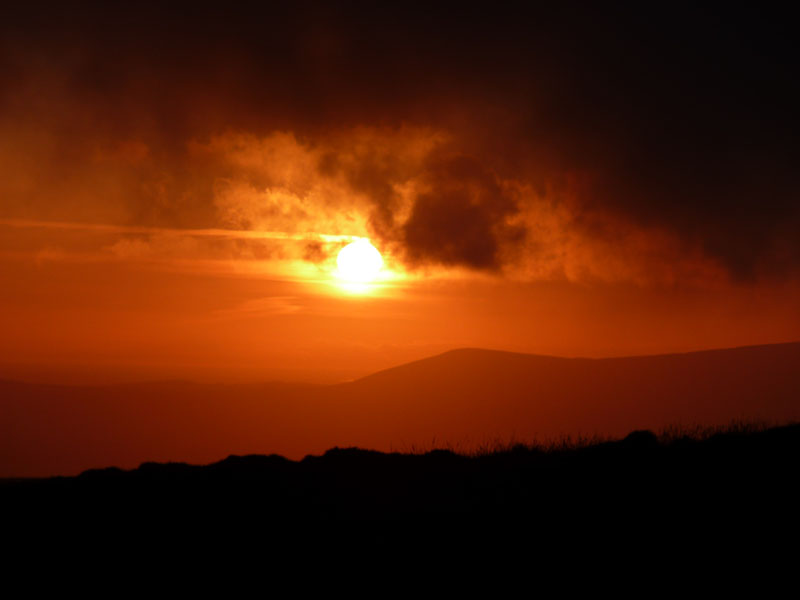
left=5, top=419, right=800, bottom=561
left=5, top=420, right=798, bottom=520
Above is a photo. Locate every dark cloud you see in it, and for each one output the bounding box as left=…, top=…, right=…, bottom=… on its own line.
left=2, top=2, right=799, bottom=278
left=401, top=154, right=523, bottom=270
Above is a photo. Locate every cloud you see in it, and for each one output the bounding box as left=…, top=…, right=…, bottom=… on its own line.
left=183, top=131, right=728, bottom=285
left=400, top=154, right=524, bottom=270
left=1, top=3, right=799, bottom=283
left=192, top=132, right=532, bottom=273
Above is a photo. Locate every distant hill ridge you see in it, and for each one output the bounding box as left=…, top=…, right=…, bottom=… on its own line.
left=352, top=341, right=800, bottom=383
left=2, top=341, right=799, bottom=477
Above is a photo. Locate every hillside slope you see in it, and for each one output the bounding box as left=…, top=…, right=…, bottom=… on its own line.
left=2, top=342, right=799, bottom=476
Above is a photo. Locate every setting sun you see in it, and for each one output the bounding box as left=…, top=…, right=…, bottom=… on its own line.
left=336, top=239, right=384, bottom=283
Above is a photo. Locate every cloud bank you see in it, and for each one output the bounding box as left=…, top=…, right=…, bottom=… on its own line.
left=2, top=2, right=798, bottom=284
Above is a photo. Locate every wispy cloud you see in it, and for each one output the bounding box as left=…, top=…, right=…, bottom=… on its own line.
left=0, top=218, right=357, bottom=243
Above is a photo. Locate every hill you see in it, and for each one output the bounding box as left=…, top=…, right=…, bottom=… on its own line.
left=4, top=424, right=800, bottom=537
left=2, top=342, right=799, bottom=477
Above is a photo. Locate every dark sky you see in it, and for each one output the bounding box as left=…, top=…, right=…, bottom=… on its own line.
left=2, top=1, right=799, bottom=279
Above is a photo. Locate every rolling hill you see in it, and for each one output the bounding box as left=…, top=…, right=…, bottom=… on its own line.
left=2, top=342, right=799, bottom=477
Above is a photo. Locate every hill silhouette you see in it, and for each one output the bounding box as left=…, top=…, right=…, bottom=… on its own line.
left=2, top=342, right=800, bottom=477
left=4, top=423, right=799, bottom=545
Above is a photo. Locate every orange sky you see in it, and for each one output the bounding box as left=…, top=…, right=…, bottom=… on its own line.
left=1, top=129, right=799, bottom=384
left=2, top=216, right=799, bottom=384
left=2, top=4, right=800, bottom=385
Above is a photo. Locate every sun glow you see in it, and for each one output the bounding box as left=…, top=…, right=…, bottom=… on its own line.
left=336, top=239, right=384, bottom=283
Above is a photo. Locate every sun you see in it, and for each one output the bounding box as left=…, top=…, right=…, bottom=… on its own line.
left=336, top=239, right=383, bottom=283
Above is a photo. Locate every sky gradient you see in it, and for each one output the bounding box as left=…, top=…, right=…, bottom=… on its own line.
left=2, top=3, right=799, bottom=383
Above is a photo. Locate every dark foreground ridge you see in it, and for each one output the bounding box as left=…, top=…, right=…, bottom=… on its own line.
left=6, top=423, right=800, bottom=538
